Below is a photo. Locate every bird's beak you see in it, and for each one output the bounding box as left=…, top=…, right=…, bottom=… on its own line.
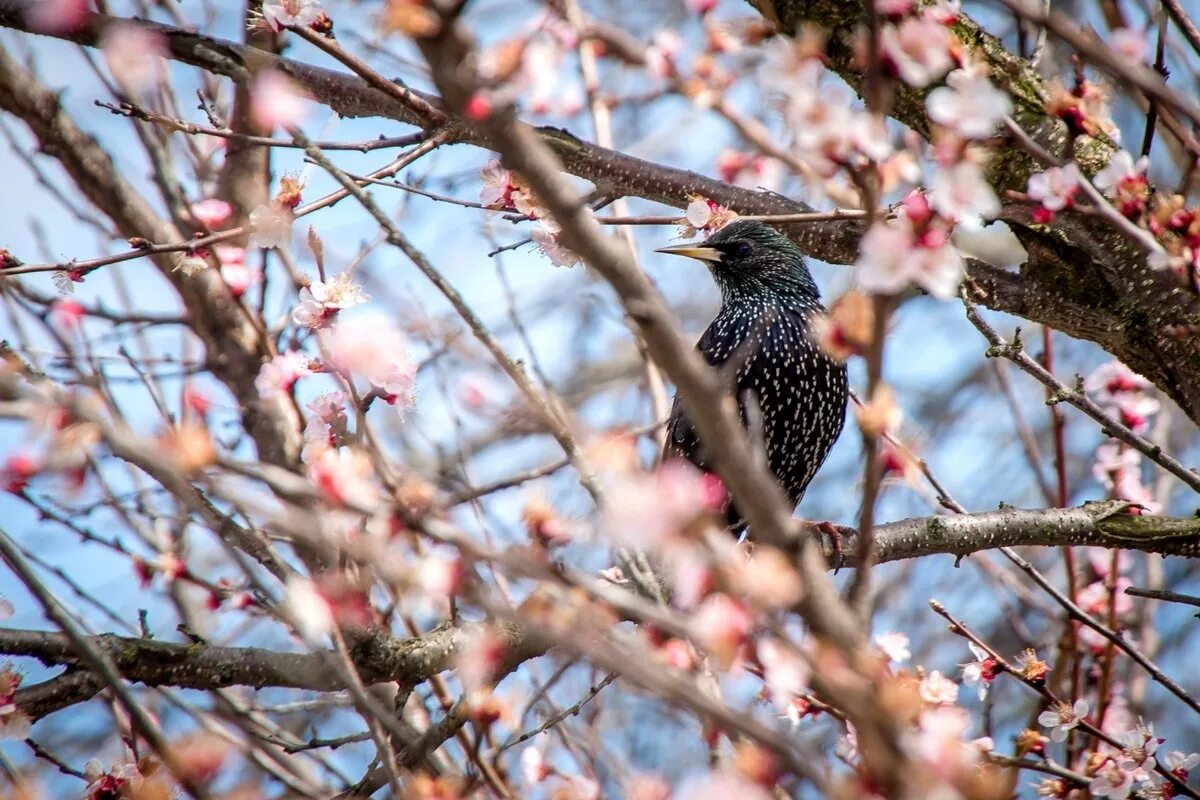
left=655, top=243, right=724, bottom=263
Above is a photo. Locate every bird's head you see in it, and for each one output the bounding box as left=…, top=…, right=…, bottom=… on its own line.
left=655, top=219, right=820, bottom=303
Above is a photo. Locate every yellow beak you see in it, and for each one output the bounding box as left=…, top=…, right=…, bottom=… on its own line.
left=654, top=244, right=724, bottom=263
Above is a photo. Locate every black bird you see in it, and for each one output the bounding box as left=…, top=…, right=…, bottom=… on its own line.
left=657, top=219, right=848, bottom=532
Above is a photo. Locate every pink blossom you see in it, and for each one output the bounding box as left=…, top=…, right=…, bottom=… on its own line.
left=875, top=0, right=915, bottom=14
left=531, top=220, right=581, bottom=268
left=691, top=593, right=753, bottom=664
left=677, top=771, right=773, bottom=800
left=1027, top=163, right=1082, bottom=212
left=1038, top=698, right=1088, bottom=742
left=930, top=160, right=1000, bottom=226
left=912, top=706, right=975, bottom=778
left=856, top=216, right=965, bottom=298
left=251, top=71, right=310, bottom=131
left=306, top=447, right=378, bottom=508
left=26, top=0, right=89, bottom=34
left=193, top=199, right=233, bottom=228
left=1117, top=722, right=1160, bottom=779
left=836, top=723, right=860, bottom=763
left=685, top=0, right=718, bottom=14
left=418, top=553, right=464, bottom=598
left=758, top=637, right=809, bottom=704
left=919, top=670, right=959, bottom=705
left=880, top=16, right=955, bottom=88
left=1163, top=751, right=1200, bottom=779
left=645, top=30, right=682, bottom=78
left=960, top=641, right=997, bottom=701
left=220, top=261, right=260, bottom=299
left=1090, top=759, right=1133, bottom=800
left=325, top=317, right=417, bottom=405
left=52, top=268, right=85, bottom=294
left=1110, top=28, right=1148, bottom=63
left=248, top=203, right=295, bottom=249
left=50, top=298, right=85, bottom=332
left=283, top=576, right=335, bottom=641
left=927, top=67, right=1013, bottom=138
left=602, top=460, right=720, bottom=550
left=874, top=631, right=911, bottom=664
left=292, top=274, right=369, bottom=329
left=479, top=160, right=513, bottom=208
left=521, top=747, right=551, bottom=785
left=455, top=627, right=506, bottom=694
left=261, top=0, right=325, bottom=33
left=174, top=250, right=210, bottom=276
left=1093, top=150, right=1149, bottom=196
left=1084, top=361, right=1159, bottom=432
left=255, top=351, right=312, bottom=399
left=303, top=391, right=349, bottom=451
left=923, top=0, right=961, bottom=24
left=1078, top=578, right=1133, bottom=618
left=101, top=23, right=166, bottom=93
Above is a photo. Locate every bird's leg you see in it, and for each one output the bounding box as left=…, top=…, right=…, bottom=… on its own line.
left=813, top=521, right=846, bottom=573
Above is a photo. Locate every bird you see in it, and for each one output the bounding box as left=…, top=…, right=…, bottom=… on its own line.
left=656, top=219, right=848, bottom=533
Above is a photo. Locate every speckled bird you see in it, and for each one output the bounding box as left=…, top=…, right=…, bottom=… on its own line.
left=657, top=219, right=848, bottom=532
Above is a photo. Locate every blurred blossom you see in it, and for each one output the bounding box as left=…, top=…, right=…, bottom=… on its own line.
left=52, top=267, right=86, bottom=294
left=1164, top=751, right=1200, bottom=778
left=248, top=203, right=295, bottom=249
left=219, top=249, right=259, bottom=298
left=602, top=460, right=720, bottom=550
left=645, top=30, right=682, bottom=78
left=910, top=706, right=977, bottom=780
left=674, top=771, right=773, bottom=800
left=1093, top=150, right=1149, bottom=198
left=874, top=631, right=910, bottom=664
left=951, top=221, right=1028, bottom=268
left=174, top=249, right=211, bottom=276
left=261, top=0, right=325, bottom=32
left=521, top=746, right=551, bottom=785
left=879, top=16, right=955, bottom=88
left=691, top=593, right=753, bottom=666
left=1084, top=361, right=1159, bottom=432
left=101, top=23, right=167, bottom=93
left=326, top=316, right=417, bottom=405
left=739, top=546, right=803, bottom=609
left=531, top=220, right=581, bottom=268
left=255, top=351, right=312, bottom=399
left=27, top=0, right=89, bottom=33
left=292, top=273, right=369, bottom=330
left=929, top=160, right=1000, bottom=227
left=757, top=637, right=809, bottom=704
left=306, top=447, right=379, bottom=507
left=456, top=627, right=507, bottom=695
left=1037, top=699, right=1088, bottom=742
left=417, top=553, right=464, bottom=598
left=1110, top=27, right=1148, bottom=63
left=251, top=70, right=310, bottom=131
left=192, top=198, right=233, bottom=228
left=50, top=298, right=85, bottom=332
left=927, top=67, right=1012, bottom=138
left=479, top=160, right=514, bottom=208
left=304, top=391, right=349, bottom=451
left=836, top=723, right=859, bottom=763
left=1078, top=577, right=1133, bottom=618
left=283, top=576, right=334, bottom=641
left=1089, top=759, right=1133, bottom=800
left=919, top=670, right=958, bottom=705
left=716, top=149, right=779, bottom=189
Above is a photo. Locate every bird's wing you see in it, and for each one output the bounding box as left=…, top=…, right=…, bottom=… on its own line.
left=661, top=320, right=746, bottom=467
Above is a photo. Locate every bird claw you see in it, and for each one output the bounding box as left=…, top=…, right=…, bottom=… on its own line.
left=814, top=521, right=845, bottom=572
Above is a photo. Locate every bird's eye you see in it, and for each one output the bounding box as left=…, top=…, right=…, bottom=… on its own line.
left=733, top=242, right=752, bottom=257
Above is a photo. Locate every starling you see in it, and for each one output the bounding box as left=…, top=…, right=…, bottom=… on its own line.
left=657, top=219, right=848, bottom=531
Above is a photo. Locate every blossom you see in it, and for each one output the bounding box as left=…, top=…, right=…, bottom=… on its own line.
left=283, top=576, right=335, bottom=641
left=192, top=198, right=233, bottom=229
left=836, top=723, right=859, bottom=763
left=292, top=274, right=369, bottom=329
left=960, top=641, right=998, bottom=701
left=255, top=351, right=312, bottom=399
left=1027, top=163, right=1082, bottom=213
left=757, top=637, right=809, bottom=704
left=911, top=706, right=977, bottom=779
left=261, top=0, right=324, bottom=32
left=676, top=771, right=773, bottom=800
left=919, top=670, right=959, bottom=705
left=304, top=391, right=349, bottom=451
left=220, top=257, right=260, bottom=299
left=101, top=22, right=166, bottom=93
left=521, top=747, right=551, bottom=785
left=1110, top=28, right=1148, bottom=63
left=531, top=220, right=581, bottom=268
left=307, top=447, right=379, bottom=507
left=856, top=216, right=965, bottom=299
left=174, top=249, right=210, bottom=276
left=930, top=160, right=1000, bottom=226
left=52, top=267, right=85, bottom=294
left=50, top=298, right=85, bottom=332
left=1117, top=722, right=1160, bottom=779
left=880, top=16, right=955, bottom=88
left=602, top=460, right=723, bottom=550
left=1084, top=361, right=1159, bottom=432
left=1163, top=751, right=1200, bottom=779
left=1089, top=759, right=1133, bottom=800
left=874, top=631, right=911, bottom=664
left=678, top=196, right=738, bottom=238
left=645, top=30, right=682, bottom=78
left=1078, top=577, right=1133, bottom=618
left=26, top=0, right=89, bottom=33
left=249, top=203, right=295, bottom=249
left=951, top=221, right=1028, bottom=267
left=479, top=160, right=513, bottom=207
left=691, top=593, right=753, bottom=666
left=927, top=67, right=1013, bottom=138
left=1037, top=699, right=1088, bottom=742
left=251, top=70, right=310, bottom=131
left=1093, top=150, right=1149, bottom=196
left=325, top=316, right=417, bottom=405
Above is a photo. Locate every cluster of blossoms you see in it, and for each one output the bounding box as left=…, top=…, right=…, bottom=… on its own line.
left=479, top=160, right=582, bottom=267
left=856, top=191, right=967, bottom=299
left=680, top=195, right=739, bottom=238
left=0, top=663, right=30, bottom=740
left=1085, top=361, right=1161, bottom=513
